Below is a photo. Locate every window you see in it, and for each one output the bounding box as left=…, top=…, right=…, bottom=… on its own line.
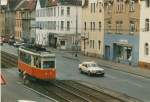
left=54, top=7, right=56, bottom=16
left=93, top=40, right=95, bottom=48
left=67, top=21, right=70, bottom=31
left=99, top=2, right=102, bottom=12
left=90, top=40, right=92, bottom=48
left=130, top=21, right=135, bottom=33
left=145, top=43, right=149, bottom=55
left=67, top=7, right=70, bottom=16
left=99, top=21, right=101, bottom=31
left=91, top=22, right=92, bottom=31
left=84, top=22, right=86, bottom=31
left=116, top=21, right=122, bottom=33
left=146, top=0, right=150, bottom=7
left=58, top=7, right=59, bottom=16
left=60, top=40, right=65, bottom=46
left=61, top=21, right=64, bottom=30
left=145, top=19, right=149, bottom=31
left=94, top=3, right=96, bottom=13
left=98, top=40, right=101, bottom=49
left=61, top=7, right=64, bottom=16
left=129, top=0, right=135, bottom=12
left=91, top=3, right=93, bottom=13
left=43, top=61, right=55, bottom=68
left=93, top=22, right=95, bottom=31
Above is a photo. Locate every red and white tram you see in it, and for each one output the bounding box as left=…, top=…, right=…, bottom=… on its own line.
left=18, top=46, right=56, bottom=80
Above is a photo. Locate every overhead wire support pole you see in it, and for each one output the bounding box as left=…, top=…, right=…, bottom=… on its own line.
left=75, top=0, right=78, bottom=57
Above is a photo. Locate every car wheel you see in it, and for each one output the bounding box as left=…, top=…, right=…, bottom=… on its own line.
left=88, top=71, right=91, bottom=76
left=79, top=68, right=83, bottom=73
left=101, top=73, right=105, bottom=77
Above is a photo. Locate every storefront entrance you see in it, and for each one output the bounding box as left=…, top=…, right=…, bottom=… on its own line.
left=113, top=43, right=132, bottom=63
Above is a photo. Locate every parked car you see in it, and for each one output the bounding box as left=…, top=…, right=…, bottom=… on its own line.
left=8, top=39, right=15, bottom=45
left=79, top=61, right=105, bottom=76
left=13, top=41, right=25, bottom=47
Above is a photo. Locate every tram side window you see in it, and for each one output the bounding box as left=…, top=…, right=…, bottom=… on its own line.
left=43, top=61, right=55, bottom=69
left=19, top=51, right=31, bottom=65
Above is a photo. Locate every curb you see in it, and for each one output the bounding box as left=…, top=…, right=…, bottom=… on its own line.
left=61, top=52, right=150, bottom=79
left=62, top=55, right=80, bottom=61
left=97, top=63, right=150, bottom=79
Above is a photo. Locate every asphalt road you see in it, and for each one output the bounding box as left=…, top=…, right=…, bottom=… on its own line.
left=1, top=44, right=150, bottom=102
left=1, top=68, right=55, bottom=102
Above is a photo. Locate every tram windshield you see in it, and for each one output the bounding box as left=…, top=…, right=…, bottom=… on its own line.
left=43, top=61, right=55, bottom=69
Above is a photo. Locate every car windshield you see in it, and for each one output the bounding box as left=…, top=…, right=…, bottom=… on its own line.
left=88, top=63, right=97, bottom=67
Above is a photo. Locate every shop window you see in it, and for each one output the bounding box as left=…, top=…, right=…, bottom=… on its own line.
left=60, top=41, right=65, bottom=46
left=145, top=43, right=149, bottom=55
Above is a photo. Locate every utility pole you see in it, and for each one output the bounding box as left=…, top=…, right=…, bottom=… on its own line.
left=75, top=0, right=78, bottom=57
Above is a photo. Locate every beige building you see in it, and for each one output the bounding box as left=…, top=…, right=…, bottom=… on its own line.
left=104, top=0, right=141, bottom=66
left=0, top=7, right=5, bottom=36
left=81, top=0, right=104, bottom=58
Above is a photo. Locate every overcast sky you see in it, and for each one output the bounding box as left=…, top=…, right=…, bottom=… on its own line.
left=1, top=0, right=7, bottom=5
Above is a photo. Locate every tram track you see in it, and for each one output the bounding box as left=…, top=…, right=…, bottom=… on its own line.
left=1, top=51, right=18, bottom=68
left=25, top=80, right=129, bottom=102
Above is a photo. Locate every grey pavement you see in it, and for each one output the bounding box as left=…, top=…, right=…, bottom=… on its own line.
left=57, top=50, right=150, bottom=79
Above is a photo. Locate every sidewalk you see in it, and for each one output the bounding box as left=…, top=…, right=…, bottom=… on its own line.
left=59, top=50, right=150, bottom=79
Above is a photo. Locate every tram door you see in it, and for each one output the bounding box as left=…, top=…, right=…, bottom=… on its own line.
left=32, top=55, right=42, bottom=68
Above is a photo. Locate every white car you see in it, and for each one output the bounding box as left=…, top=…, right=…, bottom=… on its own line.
left=13, top=42, right=25, bottom=47
left=79, top=61, right=105, bottom=76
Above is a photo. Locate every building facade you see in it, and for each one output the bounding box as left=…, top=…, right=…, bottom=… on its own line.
left=15, top=0, right=37, bottom=43
left=36, top=0, right=82, bottom=49
left=139, top=0, right=150, bottom=68
left=81, top=0, right=104, bottom=58
left=5, top=0, right=21, bottom=38
left=104, top=0, right=140, bottom=66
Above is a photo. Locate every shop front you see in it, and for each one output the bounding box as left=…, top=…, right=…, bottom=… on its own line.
left=104, top=34, right=139, bottom=66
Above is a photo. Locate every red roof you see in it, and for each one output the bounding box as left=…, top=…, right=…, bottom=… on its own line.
left=1, top=74, right=6, bottom=85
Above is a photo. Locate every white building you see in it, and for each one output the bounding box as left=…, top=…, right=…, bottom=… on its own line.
left=36, top=0, right=82, bottom=50
left=139, top=0, right=150, bottom=68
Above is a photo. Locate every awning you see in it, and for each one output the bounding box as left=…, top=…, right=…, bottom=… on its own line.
left=114, top=42, right=132, bottom=47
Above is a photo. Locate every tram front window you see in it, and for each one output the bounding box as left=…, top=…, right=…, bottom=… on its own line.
left=43, top=61, right=55, bottom=69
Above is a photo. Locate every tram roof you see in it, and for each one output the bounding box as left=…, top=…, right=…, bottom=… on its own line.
left=19, top=46, right=55, bottom=57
